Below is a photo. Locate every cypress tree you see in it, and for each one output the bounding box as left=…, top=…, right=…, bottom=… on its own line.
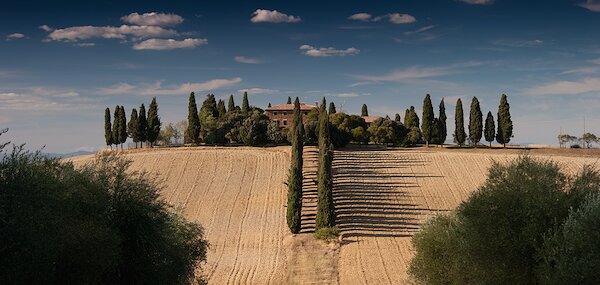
left=410, top=106, right=420, bottom=130
left=484, top=111, right=495, bottom=148
left=268, top=102, right=272, bottom=108
left=104, top=108, right=113, bottom=149
left=329, top=102, right=336, bottom=114
left=217, top=99, right=226, bottom=119
left=361, top=104, right=368, bottom=117
left=128, top=108, right=139, bottom=148
left=404, top=109, right=411, bottom=127
left=316, top=97, right=335, bottom=229
left=112, top=105, right=120, bottom=149
left=438, top=98, right=447, bottom=145
left=138, top=104, right=148, bottom=147
left=187, top=92, right=201, bottom=145
left=287, top=96, right=292, bottom=104
left=287, top=97, right=304, bottom=233
left=496, top=94, right=513, bottom=148
left=241, top=91, right=249, bottom=116
left=468, top=96, right=483, bottom=146
left=422, top=94, right=434, bottom=147
left=395, top=113, right=401, bottom=123
left=454, top=98, right=466, bottom=146
left=227, top=94, right=235, bottom=113
left=147, top=97, right=161, bottom=147
left=119, top=106, right=127, bottom=149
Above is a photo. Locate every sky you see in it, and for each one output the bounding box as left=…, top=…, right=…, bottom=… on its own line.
left=1, top=0, right=600, bottom=153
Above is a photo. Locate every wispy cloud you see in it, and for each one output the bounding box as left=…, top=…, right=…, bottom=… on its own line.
left=43, top=25, right=178, bottom=41
left=0, top=87, right=82, bottom=111
left=300, top=45, right=359, bottom=57
left=459, top=0, right=495, bottom=5
left=352, top=62, right=481, bottom=82
left=74, top=42, right=96, bottom=47
left=98, top=78, right=242, bottom=96
left=404, top=25, right=435, bottom=35
left=561, top=67, right=600, bottom=75
left=327, top=92, right=371, bottom=98
left=6, top=33, right=26, bottom=41
left=250, top=9, right=301, bottom=23
left=237, top=87, right=277, bottom=94
left=492, top=39, right=543, bottom=48
left=348, top=12, right=416, bottom=24
left=132, top=38, right=207, bottom=50
left=234, top=56, right=261, bottom=64
left=523, top=77, right=600, bottom=96
left=121, top=12, right=184, bottom=27
left=578, top=0, right=600, bottom=12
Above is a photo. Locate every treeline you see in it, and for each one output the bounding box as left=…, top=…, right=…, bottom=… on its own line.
left=104, top=97, right=161, bottom=149
left=558, top=132, right=600, bottom=148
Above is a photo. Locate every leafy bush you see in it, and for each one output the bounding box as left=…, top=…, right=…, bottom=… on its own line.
left=0, top=148, right=208, bottom=284
left=314, top=226, right=340, bottom=241
left=409, top=156, right=600, bottom=285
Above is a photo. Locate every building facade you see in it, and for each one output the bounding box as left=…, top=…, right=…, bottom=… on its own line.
left=265, top=103, right=317, bottom=128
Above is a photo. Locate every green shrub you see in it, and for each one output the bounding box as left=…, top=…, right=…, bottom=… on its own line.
left=314, top=226, right=340, bottom=241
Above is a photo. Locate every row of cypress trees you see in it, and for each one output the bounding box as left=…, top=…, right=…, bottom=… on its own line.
left=315, top=97, right=336, bottom=230
left=104, top=97, right=161, bottom=149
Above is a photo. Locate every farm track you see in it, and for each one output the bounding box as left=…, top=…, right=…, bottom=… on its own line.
left=334, top=148, right=600, bottom=284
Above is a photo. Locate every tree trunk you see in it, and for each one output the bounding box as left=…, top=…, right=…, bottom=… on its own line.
left=489, top=142, right=492, bottom=148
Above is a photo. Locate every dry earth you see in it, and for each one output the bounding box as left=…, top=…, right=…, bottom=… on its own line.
left=69, top=146, right=600, bottom=285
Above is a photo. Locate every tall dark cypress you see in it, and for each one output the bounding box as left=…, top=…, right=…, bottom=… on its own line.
left=361, top=104, right=368, bottom=117
left=287, top=97, right=304, bottom=233
left=227, top=94, right=235, bottom=113
left=410, top=106, right=420, bottom=130
left=316, top=97, right=335, bottom=229
left=438, top=98, right=447, bottom=145
left=147, top=97, right=161, bottom=147
left=268, top=103, right=272, bottom=108
left=119, top=106, right=127, bottom=148
left=187, top=92, right=201, bottom=145
left=422, top=94, right=434, bottom=147
left=404, top=109, right=411, bottom=127
left=395, top=113, right=401, bottom=123
left=217, top=99, right=226, bottom=119
left=128, top=108, right=139, bottom=148
left=138, top=104, right=148, bottom=147
left=104, top=108, right=113, bottom=149
left=241, top=91, right=249, bottom=116
left=112, top=105, right=120, bottom=149
left=454, top=99, right=466, bottom=146
left=287, top=96, right=292, bottom=104
left=484, top=111, right=495, bottom=148
left=468, top=96, right=483, bottom=146
left=496, top=94, right=513, bottom=147
left=329, top=102, right=336, bottom=114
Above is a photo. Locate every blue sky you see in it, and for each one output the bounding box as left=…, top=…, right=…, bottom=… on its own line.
left=1, top=0, right=600, bottom=152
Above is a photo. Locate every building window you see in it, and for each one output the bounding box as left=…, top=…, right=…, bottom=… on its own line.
left=274, top=120, right=279, bottom=126
left=283, top=120, right=287, bottom=126
left=283, top=111, right=287, bottom=115
left=273, top=111, right=278, bottom=115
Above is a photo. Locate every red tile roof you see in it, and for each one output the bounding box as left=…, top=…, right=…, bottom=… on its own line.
left=266, top=103, right=318, bottom=111
left=362, top=116, right=382, bottom=123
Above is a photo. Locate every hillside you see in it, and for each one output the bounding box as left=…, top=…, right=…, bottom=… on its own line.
left=69, top=146, right=599, bottom=284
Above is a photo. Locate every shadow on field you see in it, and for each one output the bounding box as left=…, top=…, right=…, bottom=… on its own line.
left=332, top=149, right=447, bottom=239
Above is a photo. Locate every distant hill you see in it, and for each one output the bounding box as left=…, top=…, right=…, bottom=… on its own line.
left=43, top=151, right=95, bottom=159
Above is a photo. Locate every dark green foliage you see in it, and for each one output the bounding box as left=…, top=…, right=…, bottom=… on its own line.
left=112, top=105, right=121, bottom=148
left=119, top=106, right=127, bottom=146
left=436, top=99, right=447, bottom=145
left=217, top=99, right=226, bottom=119
left=199, top=94, right=220, bottom=144
left=454, top=99, right=466, bottom=146
left=267, top=121, right=287, bottom=144
left=287, top=96, right=292, bottom=104
left=405, top=106, right=420, bottom=130
left=287, top=98, right=303, bottom=233
left=395, top=113, right=401, bottom=123
left=314, top=226, right=340, bottom=241
left=404, top=109, right=411, bottom=127
left=406, top=127, right=422, bottom=146
left=484, top=111, right=495, bottom=147
left=329, top=101, right=336, bottom=114
left=138, top=104, right=148, bottom=145
left=186, top=92, right=201, bottom=145
left=367, top=117, right=408, bottom=145
left=351, top=126, right=370, bottom=144
left=239, top=113, right=269, bottom=146
left=496, top=94, right=513, bottom=147
left=361, top=104, right=368, bottom=117
left=422, top=94, right=434, bottom=146
left=316, top=97, right=335, bottom=229
left=128, top=108, right=140, bottom=147
left=105, top=108, right=113, bottom=147
left=409, top=157, right=600, bottom=285
left=268, top=102, right=272, bottom=108
left=0, top=149, right=208, bottom=284
left=468, top=97, right=483, bottom=145
left=227, top=94, right=235, bottom=113
left=200, top=94, right=219, bottom=120
left=147, top=97, right=161, bottom=146
left=241, top=91, right=249, bottom=116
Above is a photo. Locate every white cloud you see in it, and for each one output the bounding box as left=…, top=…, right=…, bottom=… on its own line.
left=578, top=0, right=600, bottom=12
left=6, top=33, right=26, bottom=40
left=459, top=0, right=495, bottom=5
left=523, top=77, right=600, bottom=96
left=98, top=78, right=242, bottom=96
left=237, top=88, right=277, bottom=94
left=44, top=25, right=178, bottom=41
left=384, top=13, right=417, bottom=24
left=132, top=38, right=207, bottom=50
left=0, top=87, right=81, bottom=111
left=348, top=13, right=372, bottom=21
left=492, top=39, right=543, bottom=48
left=404, top=25, right=435, bottom=35
left=300, top=45, right=360, bottom=57
left=234, top=56, right=261, bottom=64
left=121, top=12, right=184, bottom=27
left=331, top=92, right=371, bottom=98
left=39, top=25, right=53, bottom=32
left=352, top=62, right=482, bottom=83
left=250, top=9, right=301, bottom=23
